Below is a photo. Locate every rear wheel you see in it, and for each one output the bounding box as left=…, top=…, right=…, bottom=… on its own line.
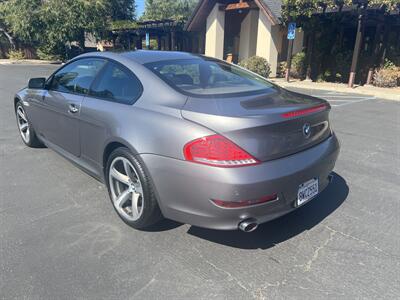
left=15, top=101, right=42, bottom=147
left=106, top=147, right=163, bottom=229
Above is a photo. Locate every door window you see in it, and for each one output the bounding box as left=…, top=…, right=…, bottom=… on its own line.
left=49, top=58, right=106, bottom=95
left=89, top=62, right=143, bottom=105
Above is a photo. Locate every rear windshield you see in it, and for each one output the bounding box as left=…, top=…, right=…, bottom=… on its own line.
left=145, top=58, right=274, bottom=97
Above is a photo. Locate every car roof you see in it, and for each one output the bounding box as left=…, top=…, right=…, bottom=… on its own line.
left=77, top=50, right=213, bottom=66
left=119, top=50, right=202, bottom=64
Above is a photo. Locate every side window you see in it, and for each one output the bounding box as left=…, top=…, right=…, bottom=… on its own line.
left=50, top=58, right=106, bottom=95
left=89, top=62, right=142, bottom=105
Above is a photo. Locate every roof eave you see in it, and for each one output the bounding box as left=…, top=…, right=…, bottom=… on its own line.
left=185, top=0, right=282, bottom=32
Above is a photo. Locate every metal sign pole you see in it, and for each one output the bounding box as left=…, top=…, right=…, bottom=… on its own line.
left=285, top=22, right=296, bottom=82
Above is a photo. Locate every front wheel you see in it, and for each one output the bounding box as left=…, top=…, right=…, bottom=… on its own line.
left=106, top=147, right=163, bottom=229
left=15, top=101, right=42, bottom=147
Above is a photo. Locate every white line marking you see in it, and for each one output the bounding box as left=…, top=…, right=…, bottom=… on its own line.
left=311, top=95, right=375, bottom=99
left=324, top=99, right=355, bottom=102
left=331, top=97, right=376, bottom=107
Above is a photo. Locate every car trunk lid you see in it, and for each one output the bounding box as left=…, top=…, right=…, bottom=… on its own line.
left=181, top=87, right=332, bottom=162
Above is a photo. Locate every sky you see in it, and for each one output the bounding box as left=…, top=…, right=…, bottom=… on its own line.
left=136, top=0, right=145, bottom=17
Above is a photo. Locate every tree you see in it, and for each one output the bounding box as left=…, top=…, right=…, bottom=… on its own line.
left=0, top=0, right=43, bottom=47
left=0, top=0, right=132, bottom=59
left=109, top=0, right=136, bottom=20
left=142, top=0, right=197, bottom=21
left=38, top=0, right=109, bottom=57
left=281, top=0, right=399, bottom=22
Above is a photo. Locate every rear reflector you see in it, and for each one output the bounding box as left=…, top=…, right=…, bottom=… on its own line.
left=183, top=134, right=259, bottom=167
left=282, top=104, right=327, bottom=118
left=212, top=194, right=278, bottom=208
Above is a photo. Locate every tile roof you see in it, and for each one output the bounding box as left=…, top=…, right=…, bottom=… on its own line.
left=261, top=0, right=282, bottom=21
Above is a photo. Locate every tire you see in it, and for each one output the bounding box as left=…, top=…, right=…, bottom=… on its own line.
left=105, top=147, right=163, bottom=229
left=15, top=100, right=43, bottom=148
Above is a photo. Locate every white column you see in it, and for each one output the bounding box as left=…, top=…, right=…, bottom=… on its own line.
left=205, top=4, right=225, bottom=59
left=239, top=10, right=259, bottom=62
left=256, top=12, right=280, bottom=77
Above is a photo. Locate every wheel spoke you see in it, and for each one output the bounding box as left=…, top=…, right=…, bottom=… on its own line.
left=18, top=109, right=27, bottom=121
left=123, top=159, right=134, bottom=181
left=110, top=167, right=130, bottom=185
left=133, top=182, right=143, bottom=195
left=20, top=123, right=28, bottom=131
left=131, top=192, right=141, bottom=218
left=115, top=188, right=131, bottom=209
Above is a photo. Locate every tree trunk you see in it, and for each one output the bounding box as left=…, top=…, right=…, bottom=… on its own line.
left=305, top=31, right=315, bottom=81
left=0, top=27, right=16, bottom=50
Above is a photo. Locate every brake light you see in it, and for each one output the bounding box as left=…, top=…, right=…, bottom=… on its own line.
left=183, top=134, right=259, bottom=167
left=212, top=194, right=278, bottom=208
left=282, top=104, right=327, bottom=118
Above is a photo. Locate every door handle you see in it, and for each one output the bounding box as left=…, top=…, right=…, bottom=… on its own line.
left=68, top=104, right=79, bottom=114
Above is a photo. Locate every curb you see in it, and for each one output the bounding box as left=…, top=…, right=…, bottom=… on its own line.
left=0, top=59, right=62, bottom=65
left=271, top=80, right=400, bottom=101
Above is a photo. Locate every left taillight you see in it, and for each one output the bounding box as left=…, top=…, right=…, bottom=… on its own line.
left=183, top=134, right=260, bottom=167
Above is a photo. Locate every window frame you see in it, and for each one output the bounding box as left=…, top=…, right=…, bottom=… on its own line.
left=88, top=59, right=144, bottom=105
left=46, top=57, right=108, bottom=96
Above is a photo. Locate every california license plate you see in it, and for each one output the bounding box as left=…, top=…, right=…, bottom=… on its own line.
left=297, top=178, right=319, bottom=206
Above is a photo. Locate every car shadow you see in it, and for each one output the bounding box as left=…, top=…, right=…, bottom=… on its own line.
left=143, top=218, right=183, bottom=232
left=187, top=172, right=348, bottom=249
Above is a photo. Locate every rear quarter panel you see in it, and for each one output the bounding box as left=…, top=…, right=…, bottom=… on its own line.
left=79, top=55, right=216, bottom=172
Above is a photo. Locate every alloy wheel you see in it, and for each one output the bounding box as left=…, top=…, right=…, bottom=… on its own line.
left=17, top=105, right=30, bottom=143
left=108, top=157, right=144, bottom=221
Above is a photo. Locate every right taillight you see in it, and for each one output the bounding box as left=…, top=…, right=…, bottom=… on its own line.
left=183, top=134, right=259, bottom=167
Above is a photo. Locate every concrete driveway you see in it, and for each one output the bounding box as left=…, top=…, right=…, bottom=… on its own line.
left=1, top=64, right=399, bottom=299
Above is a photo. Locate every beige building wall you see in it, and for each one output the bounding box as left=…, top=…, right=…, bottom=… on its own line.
left=238, top=10, right=259, bottom=62
left=205, top=4, right=225, bottom=59
left=255, top=12, right=280, bottom=77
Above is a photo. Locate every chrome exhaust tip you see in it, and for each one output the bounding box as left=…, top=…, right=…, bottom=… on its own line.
left=238, top=218, right=258, bottom=233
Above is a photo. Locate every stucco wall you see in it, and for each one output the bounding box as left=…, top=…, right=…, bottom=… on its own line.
left=205, top=4, right=225, bottom=59
left=255, top=12, right=280, bottom=77
left=238, top=10, right=259, bottom=62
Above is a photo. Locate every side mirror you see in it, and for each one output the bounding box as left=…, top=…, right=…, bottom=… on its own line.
left=28, top=77, right=46, bottom=89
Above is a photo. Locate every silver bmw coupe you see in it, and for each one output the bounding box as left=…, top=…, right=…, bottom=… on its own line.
left=14, top=51, right=340, bottom=232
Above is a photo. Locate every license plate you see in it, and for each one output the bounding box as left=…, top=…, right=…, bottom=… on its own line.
left=297, top=178, right=319, bottom=206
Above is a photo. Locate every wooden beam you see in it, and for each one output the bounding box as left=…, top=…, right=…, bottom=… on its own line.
left=225, top=2, right=250, bottom=11
left=348, top=11, right=366, bottom=88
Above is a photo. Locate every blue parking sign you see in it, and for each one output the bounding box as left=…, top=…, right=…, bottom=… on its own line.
left=287, top=22, right=296, bottom=40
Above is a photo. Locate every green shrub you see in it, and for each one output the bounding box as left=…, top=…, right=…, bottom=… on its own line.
left=291, top=52, right=306, bottom=79
left=7, top=50, right=25, bottom=60
left=277, top=61, right=287, bottom=78
left=36, top=47, right=62, bottom=61
left=316, top=70, right=332, bottom=83
left=238, top=56, right=271, bottom=78
left=276, top=52, right=306, bottom=79
left=373, top=67, right=400, bottom=88
left=383, top=58, right=396, bottom=70
left=333, top=51, right=352, bottom=82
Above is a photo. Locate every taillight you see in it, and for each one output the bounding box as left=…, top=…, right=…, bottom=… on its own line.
left=183, top=134, right=259, bottom=167
left=282, top=104, right=327, bottom=118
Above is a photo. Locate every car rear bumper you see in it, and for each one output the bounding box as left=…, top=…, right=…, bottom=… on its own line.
left=140, top=134, right=340, bottom=230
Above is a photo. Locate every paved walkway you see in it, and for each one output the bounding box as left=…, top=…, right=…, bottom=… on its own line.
left=271, top=78, right=400, bottom=101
